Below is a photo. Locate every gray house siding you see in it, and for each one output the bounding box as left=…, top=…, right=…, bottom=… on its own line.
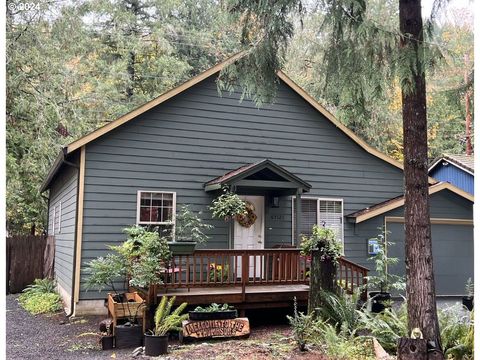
left=78, top=75, right=405, bottom=299
left=349, top=190, right=473, bottom=295
left=48, top=162, right=78, bottom=295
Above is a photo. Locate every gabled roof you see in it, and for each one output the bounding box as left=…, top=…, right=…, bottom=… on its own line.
left=42, top=52, right=413, bottom=191
left=204, top=159, right=312, bottom=192
left=346, top=182, right=474, bottom=223
left=429, top=154, right=474, bottom=175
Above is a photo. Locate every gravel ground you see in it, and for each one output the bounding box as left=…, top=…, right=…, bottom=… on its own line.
left=6, top=295, right=133, bottom=360
left=6, top=294, right=328, bottom=360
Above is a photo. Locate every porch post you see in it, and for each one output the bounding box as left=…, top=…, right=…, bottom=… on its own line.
left=295, top=188, right=302, bottom=247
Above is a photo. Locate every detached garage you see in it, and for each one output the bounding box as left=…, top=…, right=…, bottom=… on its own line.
left=346, top=182, right=474, bottom=296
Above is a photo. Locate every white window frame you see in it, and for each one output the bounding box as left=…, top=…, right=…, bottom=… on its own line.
left=136, top=190, right=176, bottom=227
left=291, top=196, right=344, bottom=251
left=52, top=202, right=62, bottom=235
left=51, top=205, right=55, bottom=235
left=56, top=202, right=62, bottom=234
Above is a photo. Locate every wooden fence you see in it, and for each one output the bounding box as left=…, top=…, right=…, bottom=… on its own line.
left=6, top=235, right=54, bottom=294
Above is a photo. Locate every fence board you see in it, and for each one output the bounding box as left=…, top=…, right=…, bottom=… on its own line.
left=6, top=235, right=49, bottom=293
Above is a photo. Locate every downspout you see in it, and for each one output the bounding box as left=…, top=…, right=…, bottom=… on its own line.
left=59, top=147, right=80, bottom=317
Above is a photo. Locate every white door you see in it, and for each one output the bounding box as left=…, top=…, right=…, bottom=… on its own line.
left=234, top=195, right=264, bottom=278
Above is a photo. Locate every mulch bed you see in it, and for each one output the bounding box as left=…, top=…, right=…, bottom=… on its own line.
left=6, top=295, right=329, bottom=359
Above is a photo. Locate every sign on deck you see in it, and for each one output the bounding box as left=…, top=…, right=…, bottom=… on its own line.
left=181, top=318, right=250, bottom=340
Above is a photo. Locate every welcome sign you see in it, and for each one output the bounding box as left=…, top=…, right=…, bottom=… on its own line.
left=182, top=318, right=250, bottom=339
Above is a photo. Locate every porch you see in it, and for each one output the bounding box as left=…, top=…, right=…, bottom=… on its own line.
left=145, top=249, right=369, bottom=311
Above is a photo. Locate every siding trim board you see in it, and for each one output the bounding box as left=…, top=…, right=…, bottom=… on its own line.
left=348, top=182, right=474, bottom=223
left=73, top=146, right=86, bottom=303
left=385, top=216, right=473, bottom=225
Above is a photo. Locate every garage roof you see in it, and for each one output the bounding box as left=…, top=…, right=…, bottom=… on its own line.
left=346, top=182, right=474, bottom=223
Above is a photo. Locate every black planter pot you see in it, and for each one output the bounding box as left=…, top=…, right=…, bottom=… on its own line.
left=115, top=323, right=143, bottom=349
left=100, top=335, right=114, bottom=350
left=188, top=310, right=238, bottom=321
left=369, top=291, right=391, bottom=313
left=462, top=296, right=474, bottom=311
left=144, top=334, right=169, bottom=356
left=168, top=241, right=197, bottom=255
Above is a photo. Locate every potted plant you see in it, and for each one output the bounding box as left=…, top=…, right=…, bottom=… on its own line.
left=188, top=303, right=237, bottom=321
left=300, top=225, right=343, bottom=312
left=144, top=295, right=188, bottom=356
left=365, top=229, right=405, bottom=313
left=168, top=205, right=213, bottom=255
left=125, top=225, right=171, bottom=290
left=99, top=319, right=114, bottom=350
left=86, top=226, right=171, bottom=348
left=462, top=278, right=474, bottom=311
left=209, top=187, right=247, bottom=222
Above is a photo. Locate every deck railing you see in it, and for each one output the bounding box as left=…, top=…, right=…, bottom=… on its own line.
left=160, top=249, right=368, bottom=297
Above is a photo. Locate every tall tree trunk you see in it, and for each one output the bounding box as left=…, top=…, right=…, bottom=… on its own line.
left=399, top=1, right=443, bottom=358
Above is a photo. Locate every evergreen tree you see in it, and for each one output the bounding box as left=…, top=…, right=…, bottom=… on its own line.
left=227, top=0, right=450, bottom=355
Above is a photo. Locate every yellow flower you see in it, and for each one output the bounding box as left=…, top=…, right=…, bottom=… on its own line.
left=216, top=265, right=222, bottom=270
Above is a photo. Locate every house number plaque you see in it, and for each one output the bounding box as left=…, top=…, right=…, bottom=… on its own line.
left=181, top=318, right=250, bottom=340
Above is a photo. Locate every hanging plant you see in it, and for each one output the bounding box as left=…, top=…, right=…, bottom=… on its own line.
left=235, top=201, right=257, bottom=228
left=209, top=187, right=247, bottom=221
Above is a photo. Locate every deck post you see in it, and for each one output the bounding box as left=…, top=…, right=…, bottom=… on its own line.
left=295, top=188, right=302, bottom=246
left=241, top=251, right=248, bottom=302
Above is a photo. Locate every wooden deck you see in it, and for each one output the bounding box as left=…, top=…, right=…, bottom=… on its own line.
left=159, top=284, right=310, bottom=308
left=142, top=249, right=369, bottom=310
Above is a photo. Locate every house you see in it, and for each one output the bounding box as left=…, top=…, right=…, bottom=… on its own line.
left=429, top=154, right=474, bottom=195
left=40, top=54, right=474, bottom=315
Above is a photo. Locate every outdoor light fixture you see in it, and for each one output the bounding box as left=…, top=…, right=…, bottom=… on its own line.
left=271, top=196, right=279, bottom=208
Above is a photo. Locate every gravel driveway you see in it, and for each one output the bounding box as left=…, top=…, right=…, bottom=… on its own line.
left=6, top=295, right=133, bottom=360
left=6, top=294, right=326, bottom=360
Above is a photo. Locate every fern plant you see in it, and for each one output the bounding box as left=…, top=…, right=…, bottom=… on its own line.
left=315, top=289, right=361, bottom=334
left=153, top=296, right=189, bottom=336
left=286, top=296, right=314, bottom=351
left=22, top=278, right=57, bottom=295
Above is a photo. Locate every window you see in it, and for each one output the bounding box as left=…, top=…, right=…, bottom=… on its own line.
left=137, top=191, right=176, bottom=236
left=49, top=206, right=55, bottom=235
left=292, top=197, right=344, bottom=244
left=53, top=202, right=61, bottom=234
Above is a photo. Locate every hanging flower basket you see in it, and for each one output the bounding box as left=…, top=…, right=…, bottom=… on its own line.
left=235, top=201, right=257, bottom=228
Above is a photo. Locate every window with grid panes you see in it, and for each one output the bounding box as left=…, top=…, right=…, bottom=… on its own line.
left=137, top=191, right=175, bottom=237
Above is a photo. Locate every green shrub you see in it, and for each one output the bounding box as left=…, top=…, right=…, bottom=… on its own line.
left=315, top=289, right=361, bottom=334
left=440, top=306, right=473, bottom=359
left=19, top=292, right=62, bottom=315
left=22, top=278, right=57, bottom=295
left=19, top=278, right=62, bottom=315
left=357, top=303, right=408, bottom=353
left=309, top=320, right=375, bottom=359
left=286, top=298, right=314, bottom=351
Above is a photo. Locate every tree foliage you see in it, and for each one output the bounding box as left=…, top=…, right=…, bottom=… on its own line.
left=6, top=0, right=473, bottom=236
left=6, top=0, right=241, bottom=234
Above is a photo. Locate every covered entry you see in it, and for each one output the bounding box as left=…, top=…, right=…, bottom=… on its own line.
left=204, top=159, right=312, bottom=248
left=387, top=218, right=473, bottom=296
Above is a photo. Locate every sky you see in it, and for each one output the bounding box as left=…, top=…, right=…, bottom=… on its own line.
left=422, top=0, right=474, bottom=21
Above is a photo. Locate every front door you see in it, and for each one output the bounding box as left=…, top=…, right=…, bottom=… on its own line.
left=234, top=195, right=264, bottom=278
